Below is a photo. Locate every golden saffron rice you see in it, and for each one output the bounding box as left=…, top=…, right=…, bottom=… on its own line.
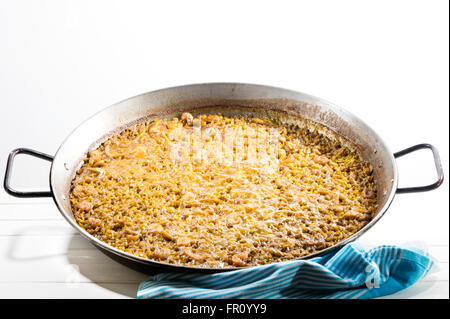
left=70, top=113, right=377, bottom=268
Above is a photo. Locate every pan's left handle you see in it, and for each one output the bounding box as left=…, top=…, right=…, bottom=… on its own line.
left=3, top=148, right=54, bottom=198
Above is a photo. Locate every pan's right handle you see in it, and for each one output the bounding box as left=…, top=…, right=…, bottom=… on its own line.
left=3, top=148, right=54, bottom=198
left=394, top=143, right=444, bottom=194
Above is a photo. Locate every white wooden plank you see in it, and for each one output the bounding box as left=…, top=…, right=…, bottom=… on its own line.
left=0, top=281, right=447, bottom=299
left=0, top=203, right=64, bottom=220
left=0, top=261, right=149, bottom=284
left=0, top=234, right=93, bottom=254
left=0, top=220, right=77, bottom=236
left=0, top=237, right=149, bottom=284
left=0, top=283, right=136, bottom=299
left=0, top=234, right=95, bottom=260
left=0, top=192, right=54, bottom=205
left=379, top=280, right=449, bottom=299
left=356, top=240, right=449, bottom=263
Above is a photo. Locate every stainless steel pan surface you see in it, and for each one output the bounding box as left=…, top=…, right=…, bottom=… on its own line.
left=4, top=83, right=444, bottom=273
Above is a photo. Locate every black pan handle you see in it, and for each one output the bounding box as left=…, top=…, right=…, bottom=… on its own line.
left=3, top=148, right=54, bottom=198
left=394, top=143, right=444, bottom=194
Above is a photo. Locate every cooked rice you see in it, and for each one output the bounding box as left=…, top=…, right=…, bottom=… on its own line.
left=70, top=113, right=377, bottom=268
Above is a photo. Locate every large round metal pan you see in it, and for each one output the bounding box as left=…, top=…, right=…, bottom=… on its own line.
left=3, top=83, right=444, bottom=274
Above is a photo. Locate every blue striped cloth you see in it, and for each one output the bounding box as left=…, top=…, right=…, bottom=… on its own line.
left=137, top=242, right=435, bottom=299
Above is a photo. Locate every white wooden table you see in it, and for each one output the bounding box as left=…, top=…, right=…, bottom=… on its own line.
left=0, top=0, right=448, bottom=299
left=0, top=192, right=448, bottom=298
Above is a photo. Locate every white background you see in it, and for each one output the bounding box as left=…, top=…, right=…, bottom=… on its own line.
left=0, top=0, right=448, bottom=298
